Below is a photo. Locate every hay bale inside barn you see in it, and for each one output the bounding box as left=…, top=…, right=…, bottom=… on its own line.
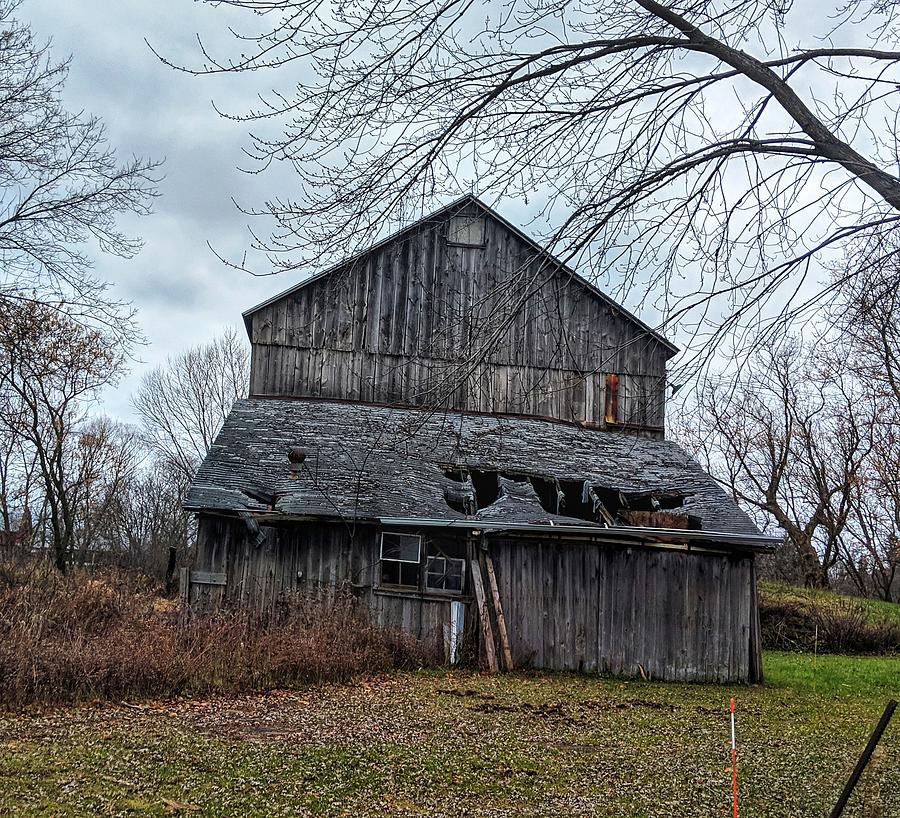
left=185, top=195, right=776, bottom=683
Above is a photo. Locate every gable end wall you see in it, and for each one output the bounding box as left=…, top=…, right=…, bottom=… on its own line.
left=248, top=203, right=671, bottom=431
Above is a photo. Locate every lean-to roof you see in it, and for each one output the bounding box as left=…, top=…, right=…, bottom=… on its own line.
left=187, top=398, right=765, bottom=544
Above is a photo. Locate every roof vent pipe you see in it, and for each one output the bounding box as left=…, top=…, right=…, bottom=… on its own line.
left=287, top=446, right=307, bottom=480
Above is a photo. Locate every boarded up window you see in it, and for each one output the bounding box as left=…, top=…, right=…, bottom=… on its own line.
left=604, top=373, right=619, bottom=424
left=448, top=215, right=485, bottom=246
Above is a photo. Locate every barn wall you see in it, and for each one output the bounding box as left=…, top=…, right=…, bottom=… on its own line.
left=488, top=536, right=756, bottom=683
left=191, top=515, right=758, bottom=683
left=248, top=203, right=669, bottom=430
left=191, top=516, right=454, bottom=651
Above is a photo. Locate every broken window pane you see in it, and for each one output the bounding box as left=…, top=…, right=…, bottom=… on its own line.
left=424, top=540, right=466, bottom=593
left=380, top=532, right=422, bottom=588
left=381, top=559, right=421, bottom=587
left=425, top=555, right=465, bottom=592
left=380, top=532, right=421, bottom=562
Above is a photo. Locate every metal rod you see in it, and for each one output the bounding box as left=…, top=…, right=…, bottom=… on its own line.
left=828, top=699, right=897, bottom=818
left=730, top=697, right=738, bottom=818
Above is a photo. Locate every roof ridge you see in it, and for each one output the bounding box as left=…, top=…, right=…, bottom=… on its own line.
left=240, top=196, right=677, bottom=354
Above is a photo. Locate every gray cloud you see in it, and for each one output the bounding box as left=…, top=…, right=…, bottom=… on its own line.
left=24, top=0, right=293, bottom=421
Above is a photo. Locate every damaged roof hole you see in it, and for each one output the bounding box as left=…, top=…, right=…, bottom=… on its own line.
left=441, top=466, right=700, bottom=529
left=442, top=468, right=476, bottom=515
left=560, top=482, right=701, bottom=529
left=442, top=467, right=558, bottom=514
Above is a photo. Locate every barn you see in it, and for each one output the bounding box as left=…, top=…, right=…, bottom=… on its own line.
left=185, top=195, right=776, bottom=683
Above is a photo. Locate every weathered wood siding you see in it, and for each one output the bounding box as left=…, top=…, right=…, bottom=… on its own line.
left=489, top=536, right=755, bottom=682
left=192, top=514, right=760, bottom=682
left=248, top=203, right=669, bottom=430
left=192, top=516, right=453, bottom=650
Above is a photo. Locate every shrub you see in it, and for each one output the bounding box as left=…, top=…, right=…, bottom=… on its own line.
left=0, top=560, right=434, bottom=708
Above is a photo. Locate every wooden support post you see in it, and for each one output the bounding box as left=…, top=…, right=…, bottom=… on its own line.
left=470, top=558, right=499, bottom=673
left=484, top=552, right=513, bottom=671
left=179, top=567, right=190, bottom=606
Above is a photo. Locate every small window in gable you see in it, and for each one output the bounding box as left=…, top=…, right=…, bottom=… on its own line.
left=448, top=215, right=485, bottom=246
left=380, top=532, right=422, bottom=588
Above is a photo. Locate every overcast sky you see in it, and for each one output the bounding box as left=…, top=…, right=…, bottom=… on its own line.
left=20, top=0, right=856, bottom=426
left=24, top=1, right=297, bottom=421
left=20, top=0, right=540, bottom=425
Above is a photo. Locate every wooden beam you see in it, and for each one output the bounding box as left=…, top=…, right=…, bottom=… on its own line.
left=484, top=552, right=514, bottom=671
left=189, top=570, right=227, bottom=586
left=179, top=567, right=189, bottom=599
left=470, top=559, right=499, bottom=673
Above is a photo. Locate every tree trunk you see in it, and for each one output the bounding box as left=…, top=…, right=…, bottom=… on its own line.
left=793, top=535, right=829, bottom=588
left=54, top=543, right=67, bottom=574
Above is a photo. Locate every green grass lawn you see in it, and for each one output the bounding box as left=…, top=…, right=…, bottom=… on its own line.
left=1, top=652, right=898, bottom=818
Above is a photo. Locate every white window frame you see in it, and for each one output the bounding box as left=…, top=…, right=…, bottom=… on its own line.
left=378, top=532, right=423, bottom=589
left=376, top=532, right=467, bottom=597
left=379, top=531, right=422, bottom=563
left=424, top=553, right=466, bottom=595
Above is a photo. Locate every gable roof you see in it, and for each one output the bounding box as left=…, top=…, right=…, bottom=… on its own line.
left=187, top=397, right=772, bottom=549
left=241, top=195, right=679, bottom=356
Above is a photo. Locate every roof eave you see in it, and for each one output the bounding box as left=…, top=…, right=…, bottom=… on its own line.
left=377, top=516, right=776, bottom=552
left=184, top=504, right=773, bottom=552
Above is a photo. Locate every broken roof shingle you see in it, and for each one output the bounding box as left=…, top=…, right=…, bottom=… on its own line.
left=186, top=398, right=761, bottom=537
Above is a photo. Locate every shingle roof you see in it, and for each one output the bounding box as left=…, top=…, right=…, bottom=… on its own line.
left=186, top=398, right=761, bottom=538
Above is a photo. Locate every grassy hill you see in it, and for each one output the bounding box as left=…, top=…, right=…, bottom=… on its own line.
left=759, top=581, right=900, bottom=654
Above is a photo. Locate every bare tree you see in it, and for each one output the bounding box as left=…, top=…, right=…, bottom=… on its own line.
left=65, top=416, right=142, bottom=566
left=0, top=0, right=158, bottom=335
left=133, top=327, right=250, bottom=482
left=163, top=0, right=900, bottom=370
left=679, top=338, right=874, bottom=588
left=825, top=250, right=900, bottom=600
left=110, top=459, right=191, bottom=580
left=836, top=244, right=900, bottom=408
left=0, top=395, right=35, bottom=537
left=840, top=452, right=900, bottom=602
left=0, top=298, right=126, bottom=571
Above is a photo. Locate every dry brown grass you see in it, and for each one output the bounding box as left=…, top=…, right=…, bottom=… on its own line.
left=0, top=560, right=432, bottom=708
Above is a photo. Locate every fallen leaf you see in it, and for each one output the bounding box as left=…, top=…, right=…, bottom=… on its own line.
left=162, top=796, right=200, bottom=814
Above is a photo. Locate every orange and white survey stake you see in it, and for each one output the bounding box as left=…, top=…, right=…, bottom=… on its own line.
left=730, top=697, right=738, bottom=818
